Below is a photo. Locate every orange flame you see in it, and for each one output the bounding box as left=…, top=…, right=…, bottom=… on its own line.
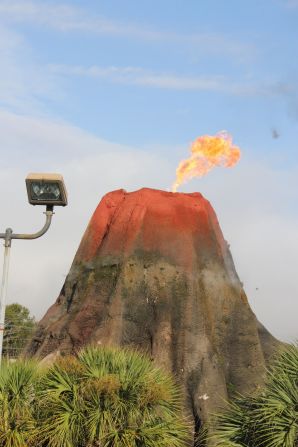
left=172, top=131, right=241, bottom=192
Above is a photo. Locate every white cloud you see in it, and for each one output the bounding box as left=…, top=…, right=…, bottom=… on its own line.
left=0, top=109, right=297, bottom=343
left=0, top=109, right=173, bottom=319
left=0, top=25, right=61, bottom=114
left=50, top=64, right=227, bottom=92
left=0, top=0, right=149, bottom=35
left=49, top=64, right=297, bottom=97
left=0, top=0, right=256, bottom=59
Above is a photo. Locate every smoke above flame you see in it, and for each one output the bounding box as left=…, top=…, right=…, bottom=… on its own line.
left=172, top=131, right=241, bottom=192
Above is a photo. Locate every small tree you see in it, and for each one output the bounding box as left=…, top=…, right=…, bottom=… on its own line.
left=3, top=304, right=36, bottom=359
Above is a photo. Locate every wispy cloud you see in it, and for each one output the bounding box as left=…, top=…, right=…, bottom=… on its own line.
left=0, top=0, right=256, bottom=59
left=0, top=24, right=61, bottom=113
left=285, top=0, right=298, bottom=7
left=49, top=63, right=297, bottom=98
left=0, top=0, right=157, bottom=37
left=50, top=64, right=226, bottom=91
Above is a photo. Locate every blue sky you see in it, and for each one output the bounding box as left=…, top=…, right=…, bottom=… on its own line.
left=0, top=0, right=297, bottom=341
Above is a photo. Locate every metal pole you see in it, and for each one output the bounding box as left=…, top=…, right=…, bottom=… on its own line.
left=0, top=206, right=54, bottom=242
left=0, top=207, right=54, bottom=365
left=0, top=229, right=12, bottom=366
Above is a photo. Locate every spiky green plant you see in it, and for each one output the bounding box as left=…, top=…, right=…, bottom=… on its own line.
left=212, top=395, right=262, bottom=447
left=253, top=345, right=298, bottom=447
left=0, top=360, right=39, bottom=447
left=194, top=425, right=208, bottom=447
left=213, top=343, right=298, bottom=447
left=36, top=346, right=191, bottom=447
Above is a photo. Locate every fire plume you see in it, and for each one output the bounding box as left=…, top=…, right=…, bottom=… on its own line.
left=172, top=131, right=241, bottom=192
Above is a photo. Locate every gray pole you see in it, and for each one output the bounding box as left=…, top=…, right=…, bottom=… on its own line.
left=0, top=231, right=12, bottom=362
left=0, top=207, right=54, bottom=365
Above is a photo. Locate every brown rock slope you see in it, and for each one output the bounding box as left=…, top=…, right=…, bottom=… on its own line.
left=28, top=188, right=280, bottom=429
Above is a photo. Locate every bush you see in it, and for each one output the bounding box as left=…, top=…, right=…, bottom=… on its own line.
left=0, top=360, right=39, bottom=447
left=213, top=343, right=298, bottom=447
left=0, top=346, right=191, bottom=447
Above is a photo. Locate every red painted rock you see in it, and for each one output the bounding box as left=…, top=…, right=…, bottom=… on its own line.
left=28, top=188, right=280, bottom=436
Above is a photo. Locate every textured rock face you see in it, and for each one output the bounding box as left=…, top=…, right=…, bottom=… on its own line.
left=29, top=188, right=280, bottom=431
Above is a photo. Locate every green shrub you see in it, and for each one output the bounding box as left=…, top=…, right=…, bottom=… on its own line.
left=213, top=343, right=298, bottom=447
left=35, top=346, right=191, bottom=446
left=0, top=360, right=39, bottom=447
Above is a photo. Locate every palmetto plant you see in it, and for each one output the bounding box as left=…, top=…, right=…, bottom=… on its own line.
left=255, top=345, right=298, bottom=447
left=0, top=360, right=39, bottom=447
left=213, top=343, right=298, bottom=447
left=212, top=395, right=262, bottom=447
left=36, top=346, right=191, bottom=447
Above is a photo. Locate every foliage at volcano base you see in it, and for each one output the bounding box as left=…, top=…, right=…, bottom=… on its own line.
left=213, top=344, right=298, bottom=447
left=0, top=346, right=191, bottom=447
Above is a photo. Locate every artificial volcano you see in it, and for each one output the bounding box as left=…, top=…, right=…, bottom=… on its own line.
left=28, top=188, right=280, bottom=430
